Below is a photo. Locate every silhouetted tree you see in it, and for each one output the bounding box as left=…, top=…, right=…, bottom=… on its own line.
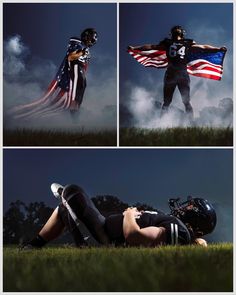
left=92, top=195, right=129, bottom=217
left=3, top=200, right=53, bottom=244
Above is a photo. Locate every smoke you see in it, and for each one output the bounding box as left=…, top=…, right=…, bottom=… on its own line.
left=3, top=35, right=116, bottom=131
left=122, top=24, right=233, bottom=128
left=209, top=203, right=233, bottom=242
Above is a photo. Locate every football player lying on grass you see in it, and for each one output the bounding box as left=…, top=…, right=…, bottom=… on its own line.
left=21, top=184, right=216, bottom=249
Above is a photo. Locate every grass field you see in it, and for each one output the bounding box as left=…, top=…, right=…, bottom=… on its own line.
left=3, top=243, right=233, bottom=292
left=3, top=128, right=117, bottom=146
left=120, top=127, right=233, bottom=146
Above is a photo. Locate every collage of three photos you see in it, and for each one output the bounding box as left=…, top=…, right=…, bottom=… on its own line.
left=3, top=2, right=234, bottom=293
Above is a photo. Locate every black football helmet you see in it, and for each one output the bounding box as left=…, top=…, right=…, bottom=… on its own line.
left=168, top=196, right=217, bottom=237
left=170, top=25, right=186, bottom=39
left=81, top=28, right=98, bottom=47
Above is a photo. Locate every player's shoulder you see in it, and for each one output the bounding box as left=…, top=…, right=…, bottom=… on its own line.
left=184, top=38, right=195, bottom=45
left=160, top=38, right=171, bottom=45
left=69, top=36, right=82, bottom=43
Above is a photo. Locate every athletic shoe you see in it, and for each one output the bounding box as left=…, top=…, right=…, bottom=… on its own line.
left=51, top=183, right=64, bottom=199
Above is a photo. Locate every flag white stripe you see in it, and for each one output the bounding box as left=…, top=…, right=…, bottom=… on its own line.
left=187, top=69, right=222, bottom=77
left=187, top=58, right=222, bottom=68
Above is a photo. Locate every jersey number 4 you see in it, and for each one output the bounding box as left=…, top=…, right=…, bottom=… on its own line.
left=169, top=45, right=186, bottom=59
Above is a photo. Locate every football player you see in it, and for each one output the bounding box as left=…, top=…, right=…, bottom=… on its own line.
left=66, top=28, right=98, bottom=114
left=21, top=183, right=216, bottom=249
left=128, top=25, right=227, bottom=117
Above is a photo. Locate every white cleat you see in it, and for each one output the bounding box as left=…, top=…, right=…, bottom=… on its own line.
left=51, top=183, right=64, bottom=199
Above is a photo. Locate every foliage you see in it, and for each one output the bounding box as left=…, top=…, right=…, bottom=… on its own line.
left=3, top=243, right=233, bottom=292
left=92, top=195, right=129, bottom=216
left=3, top=201, right=53, bottom=244
left=120, top=127, right=233, bottom=146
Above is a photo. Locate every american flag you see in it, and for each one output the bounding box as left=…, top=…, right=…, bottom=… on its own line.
left=9, top=38, right=88, bottom=120
left=128, top=48, right=226, bottom=81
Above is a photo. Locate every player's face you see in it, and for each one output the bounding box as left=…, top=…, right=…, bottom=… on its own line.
left=85, top=33, right=97, bottom=47
left=172, top=29, right=183, bottom=39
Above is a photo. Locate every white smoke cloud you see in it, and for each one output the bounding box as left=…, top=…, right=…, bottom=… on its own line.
left=4, top=35, right=116, bottom=131
left=122, top=24, right=233, bottom=128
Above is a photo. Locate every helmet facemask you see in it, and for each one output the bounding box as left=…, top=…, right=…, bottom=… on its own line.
left=81, top=28, right=98, bottom=47
left=168, top=196, right=217, bottom=237
left=170, top=26, right=185, bottom=40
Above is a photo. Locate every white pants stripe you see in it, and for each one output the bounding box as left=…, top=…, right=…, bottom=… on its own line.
left=72, top=64, right=79, bottom=101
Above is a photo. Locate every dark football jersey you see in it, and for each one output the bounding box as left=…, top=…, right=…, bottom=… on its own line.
left=159, top=38, right=195, bottom=70
left=105, top=211, right=191, bottom=246
left=67, top=37, right=91, bottom=65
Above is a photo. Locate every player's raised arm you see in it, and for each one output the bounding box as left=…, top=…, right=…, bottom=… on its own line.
left=127, top=44, right=165, bottom=51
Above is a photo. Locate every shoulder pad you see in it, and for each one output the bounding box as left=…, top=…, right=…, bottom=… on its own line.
left=70, top=37, right=81, bottom=42
left=185, top=38, right=195, bottom=44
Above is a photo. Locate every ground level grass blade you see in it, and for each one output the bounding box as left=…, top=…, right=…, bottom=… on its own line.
left=3, top=243, right=232, bottom=292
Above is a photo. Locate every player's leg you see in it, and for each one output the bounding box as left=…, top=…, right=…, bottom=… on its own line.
left=162, top=70, right=177, bottom=111
left=70, top=65, right=86, bottom=116
left=74, top=67, right=87, bottom=106
left=20, top=207, right=65, bottom=250
left=178, top=72, right=193, bottom=115
left=57, top=203, right=88, bottom=247
left=38, top=206, right=65, bottom=241
left=61, top=184, right=110, bottom=245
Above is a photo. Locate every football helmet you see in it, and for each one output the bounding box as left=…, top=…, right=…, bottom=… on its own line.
left=81, top=28, right=98, bottom=47
left=170, top=25, right=186, bottom=39
left=168, top=196, right=217, bottom=237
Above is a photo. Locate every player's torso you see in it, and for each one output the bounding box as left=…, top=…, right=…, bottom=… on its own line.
left=105, top=211, right=191, bottom=246
left=67, top=37, right=91, bottom=65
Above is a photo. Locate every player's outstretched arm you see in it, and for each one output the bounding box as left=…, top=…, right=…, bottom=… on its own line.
left=127, top=44, right=164, bottom=51
left=192, top=44, right=227, bottom=52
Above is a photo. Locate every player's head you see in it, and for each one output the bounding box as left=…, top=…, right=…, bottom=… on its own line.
left=168, top=196, right=217, bottom=238
left=81, top=28, right=98, bottom=47
left=170, top=25, right=186, bottom=40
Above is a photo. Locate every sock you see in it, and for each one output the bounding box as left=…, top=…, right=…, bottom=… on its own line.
left=29, top=234, right=47, bottom=248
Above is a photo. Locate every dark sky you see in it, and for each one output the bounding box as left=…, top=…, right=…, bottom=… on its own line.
left=3, top=149, right=233, bottom=241
left=3, top=3, right=117, bottom=67
left=4, top=148, right=232, bottom=207
left=120, top=3, right=233, bottom=105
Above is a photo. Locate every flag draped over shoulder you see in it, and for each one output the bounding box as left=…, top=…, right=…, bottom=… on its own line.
left=8, top=57, right=73, bottom=120
left=128, top=48, right=226, bottom=81
left=9, top=37, right=87, bottom=120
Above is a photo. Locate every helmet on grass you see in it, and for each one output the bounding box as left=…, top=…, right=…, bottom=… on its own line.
left=168, top=196, right=217, bottom=237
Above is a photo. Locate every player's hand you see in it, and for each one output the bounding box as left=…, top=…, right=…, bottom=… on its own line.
left=220, top=46, right=227, bottom=52
left=127, top=46, right=134, bottom=51
left=123, top=207, right=141, bottom=218
left=194, top=238, right=208, bottom=247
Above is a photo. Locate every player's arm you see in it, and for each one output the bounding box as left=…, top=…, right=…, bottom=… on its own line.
left=68, top=49, right=85, bottom=61
left=192, top=43, right=227, bottom=52
left=123, top=207, right=166, bottom=247
left=127, top=44, right=165, bottom=51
